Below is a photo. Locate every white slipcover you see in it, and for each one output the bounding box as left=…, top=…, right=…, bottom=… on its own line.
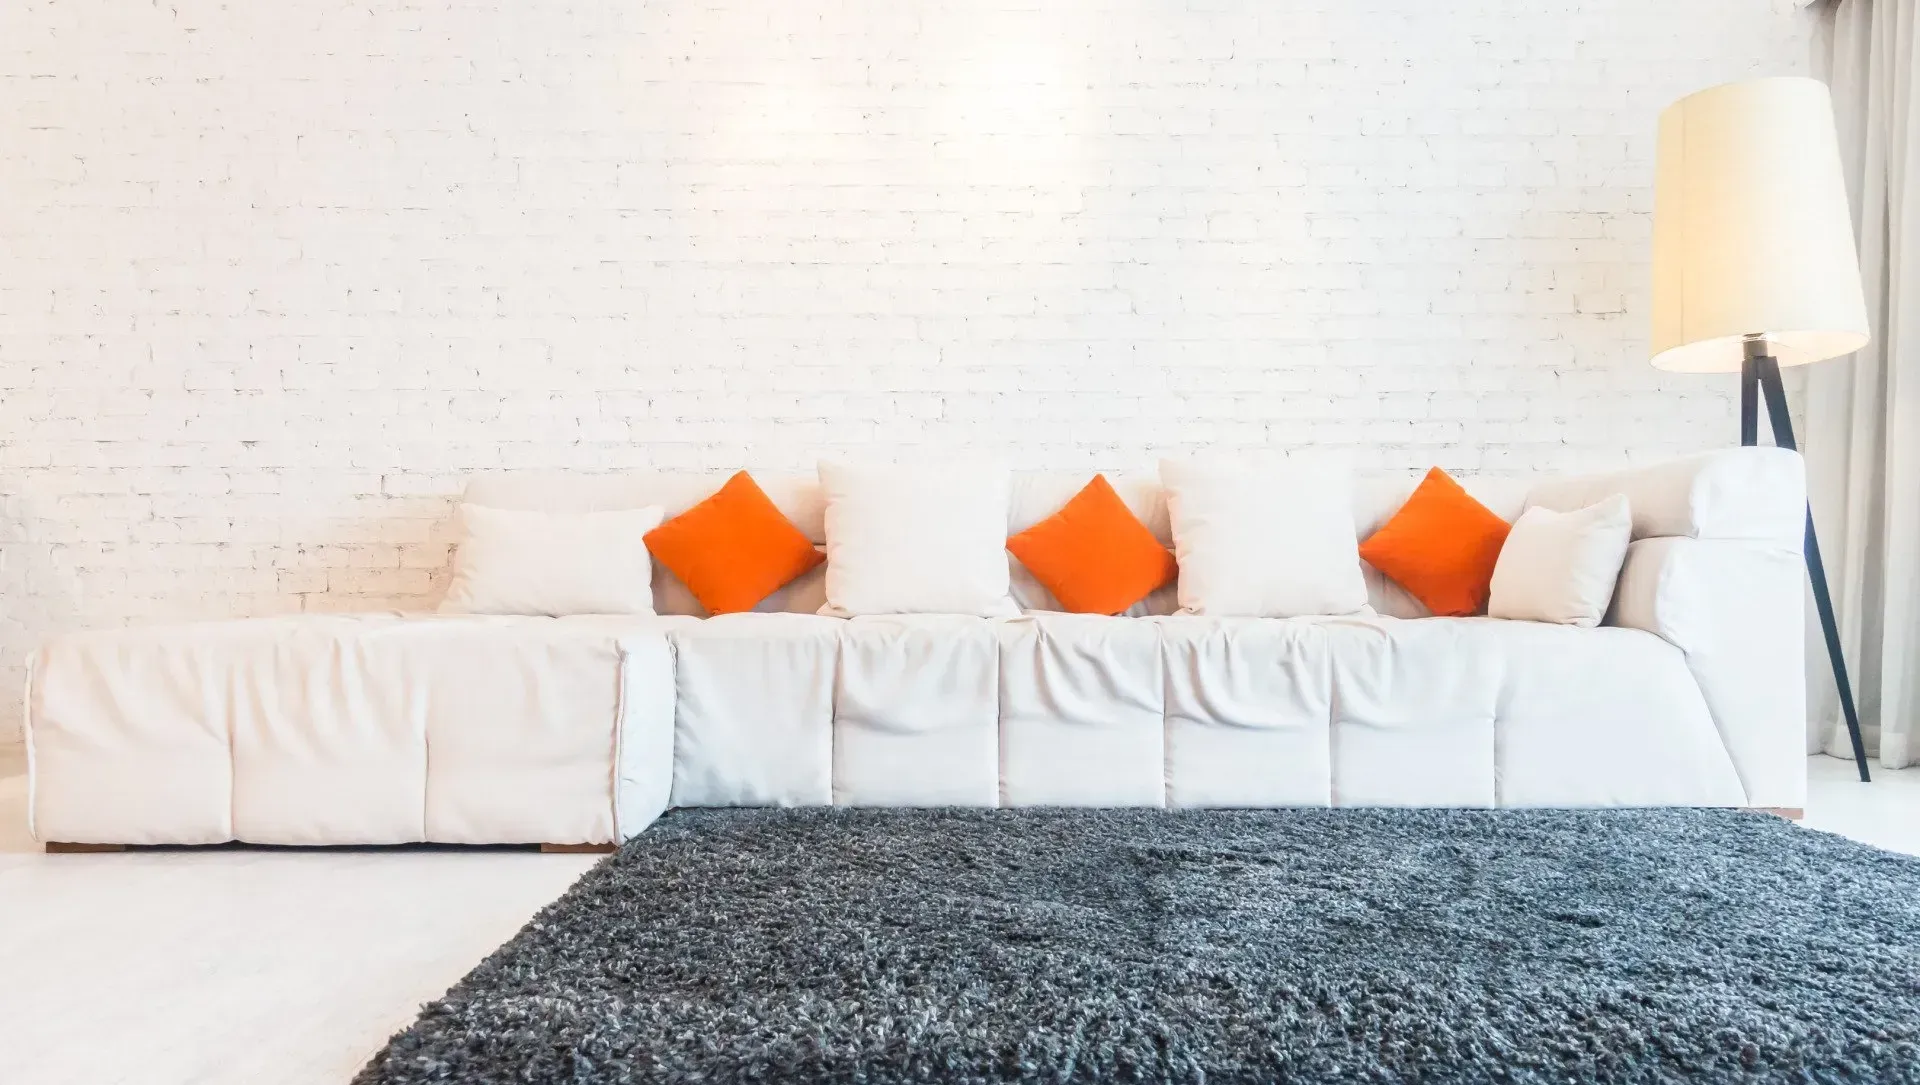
left=670, top=613, right=838, bottom=808
left=24, top=449, right=1803, bottom=846
left=837, top=615, right=999, bottom=807
left=27, top=614, right=691, bottom=846
left=1000, top=613, right=1166, bottom=806
left=1159, top=617, right=1332, bottom=807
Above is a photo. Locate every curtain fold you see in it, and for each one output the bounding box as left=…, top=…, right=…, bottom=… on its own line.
left=1808, top=0, right=1919, bottom=768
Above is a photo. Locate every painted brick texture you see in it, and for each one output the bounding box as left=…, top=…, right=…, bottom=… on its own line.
left=0, top=1, right=1810, bottom=739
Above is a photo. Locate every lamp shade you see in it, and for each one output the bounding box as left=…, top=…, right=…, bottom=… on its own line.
left=1650, top=77, right=1870, bottom=373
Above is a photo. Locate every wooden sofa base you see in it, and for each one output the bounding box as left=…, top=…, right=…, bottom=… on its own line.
left=44, top=811, right=1806, bottom=853
left=45, top=841, right=619, bottom=854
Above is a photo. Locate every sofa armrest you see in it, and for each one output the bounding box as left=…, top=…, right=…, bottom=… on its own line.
left=1525, top=447, right=1805, bottom=545
left=1533, top=449, right=1809, bottom=807
left=1609, top=535, right=1806, bottom=809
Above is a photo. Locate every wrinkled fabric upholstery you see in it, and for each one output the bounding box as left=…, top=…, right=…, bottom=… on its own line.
left=836, top=615, right=1000, bottom=807
left=1001, top=614, right=1167, bottom=807
left=1612, top=537, right=1807, bottom=810
left=27, top=614, right=692, bottom=846
left=1159, top=616, right=1333, bottom=808
left=26, top=611, right=1756, bottom=845
left=670, top=613, right=838, bottom=809
left=25, top=450, right=1801, bottom=845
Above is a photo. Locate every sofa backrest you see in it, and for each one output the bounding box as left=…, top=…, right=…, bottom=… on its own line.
left=460, top=470, right=1534, bottom=619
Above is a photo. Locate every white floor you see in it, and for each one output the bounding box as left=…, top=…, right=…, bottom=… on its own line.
left=0, top=751, right=1914, bottom=1085
left=1801, top=750, right=1920, bottom=855
left=0, top=753, right=599, bottom=1085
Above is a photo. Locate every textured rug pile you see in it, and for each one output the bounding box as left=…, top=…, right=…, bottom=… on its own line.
left=357, top=808, right=1920, bottom=1083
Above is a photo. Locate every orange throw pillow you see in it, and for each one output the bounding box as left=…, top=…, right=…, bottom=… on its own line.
left=643, top=471, right=824, bottom=615
left=1358, top=467, right=1511, bottom=617
left=1007, top=474, right=1177, bottom=615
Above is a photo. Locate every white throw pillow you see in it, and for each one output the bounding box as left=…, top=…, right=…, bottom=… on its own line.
left=440, top=504, right=664, bottom=616
left=817, top=460, right=1017, bottom=617
left=1159, top=456, right=1368, bottom=618
left=1487, top=495, right=1632, bottom=627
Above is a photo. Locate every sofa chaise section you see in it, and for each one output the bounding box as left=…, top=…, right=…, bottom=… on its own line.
left=26, top=614, right=690, bottom=847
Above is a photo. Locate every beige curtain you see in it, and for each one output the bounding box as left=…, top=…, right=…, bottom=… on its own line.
left=1807, top=0, right=1919, bottom=768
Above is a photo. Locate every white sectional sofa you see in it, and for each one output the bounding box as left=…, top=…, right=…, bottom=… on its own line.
left=22, top=448, right=1808, bottom=848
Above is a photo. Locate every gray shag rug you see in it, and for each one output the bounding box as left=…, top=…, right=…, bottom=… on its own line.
left=356, top=808, right=1920, bottom=1084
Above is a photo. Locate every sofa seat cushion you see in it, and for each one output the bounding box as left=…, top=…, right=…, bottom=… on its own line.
left=1478, top=619, right=1747, bottom=807
left=999, top=614, right=1166, bottom=807
left=836, top=615, right=999, bottom=806
left=668, top=613, right=842, bottom=807
left=1320, top=615, right=1743, bottom=808
left=389, top=614, right=689, bottom=845
left=1322, top=616, right=1505, bottom=806
left=1156, top=616, right=1334, bottom=807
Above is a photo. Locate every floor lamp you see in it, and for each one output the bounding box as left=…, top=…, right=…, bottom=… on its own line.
left=1650, top=76, right=1874, bottom=782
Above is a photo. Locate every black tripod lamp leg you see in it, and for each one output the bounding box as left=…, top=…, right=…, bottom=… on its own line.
left=1755, top=354, right=1872, bottom=783
left=1740, top=354, right=1760, bottom=448
left=1801, top=516, right=1873, bottom=782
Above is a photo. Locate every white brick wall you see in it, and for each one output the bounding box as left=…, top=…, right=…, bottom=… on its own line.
left=0, top=1, right=1811, bottom=739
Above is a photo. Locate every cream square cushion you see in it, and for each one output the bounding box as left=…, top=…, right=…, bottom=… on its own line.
left=818, top=461, right=1017, bottom=617
left=1160, top=456, right=1368, bottom=618
left=1487, top=495, right=1632, bottom=627
left=440, top=504, right=664, bottom=616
